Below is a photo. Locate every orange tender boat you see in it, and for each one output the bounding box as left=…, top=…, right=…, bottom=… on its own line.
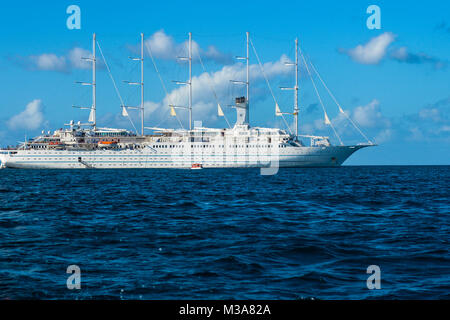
left=98, top=140, right=117, bottom=145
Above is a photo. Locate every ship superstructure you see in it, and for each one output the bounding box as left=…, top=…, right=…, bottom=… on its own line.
left=0, top=32, right=374, bottom=169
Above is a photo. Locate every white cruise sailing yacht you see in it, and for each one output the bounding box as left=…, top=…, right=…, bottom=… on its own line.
left=0, top=32, right=374, bottom=169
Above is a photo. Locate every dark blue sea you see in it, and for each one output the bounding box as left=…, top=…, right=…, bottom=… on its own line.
left=0, top=166, right=449, bottom=300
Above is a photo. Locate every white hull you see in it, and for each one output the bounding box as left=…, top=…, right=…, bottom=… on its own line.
left=0, top=145, right=366, bottom=169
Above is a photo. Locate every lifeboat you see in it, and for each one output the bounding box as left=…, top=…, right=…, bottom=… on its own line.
left=98, top=140, right=117, bottom=148
left=191, top=163, right=203, bottom=170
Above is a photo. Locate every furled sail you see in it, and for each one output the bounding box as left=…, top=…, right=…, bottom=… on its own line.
left=122, top=106, right=129, bottom=117
left=217, top=103, right=224, bottom=117
left=88, top=108, right=95, bottom=122
left=275, top=103, right=282, bottom=116
left=324, top=112, right=331, bottom=125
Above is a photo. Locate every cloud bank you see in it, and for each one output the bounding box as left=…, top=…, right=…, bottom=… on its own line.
left=131, top=30, right=232, bottom=64
left=8, top=99, right=45, bottom=130
left=15, top=47, right=97, bottom=73
left=340, top=32, right=396, bottom=64
left=340, top=32, right=446, bottom=69
left=390, top=47, right=446, bottom=69
left=301, top=96, right=450, bottom=146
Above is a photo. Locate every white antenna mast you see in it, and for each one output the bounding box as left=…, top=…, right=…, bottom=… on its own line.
left=172, top=32, right=193, bottom=130
left=123, top=33, right=145, bottom=136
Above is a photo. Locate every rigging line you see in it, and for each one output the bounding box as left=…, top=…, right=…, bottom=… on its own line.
left=96, top=41, right=138, bottom=134
left=300, top=51, right=343, bottom=146
left=153, top=100, right=176, bottom=128
left=307, top=59, right=373, bottom=145
left=144, top=41, right=184, bottom=130
left=195, top=49, right=231, bottom=128
left=249, top=38, right=293, bottom=135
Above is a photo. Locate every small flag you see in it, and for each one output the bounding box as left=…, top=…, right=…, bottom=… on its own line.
left=324, top=112, right=331, bottom=125
left=217, top=103, right=224, bottom=117
left=88, top=108, right=94, bottom=122
left=275, top=103, right=282, bottom=116
left=122, top=106, right=129, bottom=117
left=338, top=106, right=345, bottom=114
left=170, top=106, right=177, bottom=116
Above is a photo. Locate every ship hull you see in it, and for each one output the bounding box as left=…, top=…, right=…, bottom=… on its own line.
left=0, top=145, right=367, bottom=169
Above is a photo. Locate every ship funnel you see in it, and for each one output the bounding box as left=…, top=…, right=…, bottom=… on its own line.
left=234, top=96, right=249, bottom=126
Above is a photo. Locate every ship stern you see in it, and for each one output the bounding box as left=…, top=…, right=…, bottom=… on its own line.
left=0, top=151, right=9, bottom=169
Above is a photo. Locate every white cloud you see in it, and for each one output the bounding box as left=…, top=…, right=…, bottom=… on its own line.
left=67, top=47, right=93, bottom=69
left=419, top=107, right=442, bottom=122
left=438, top=125, right=450, bottom=133
left=401, top=96, right=450, bottom=142
left=145, top=30, right=177, bottom=59
left=8, top=99, right=45, bottom=130
left=299, top=96, right=450, bottom=145
left=18, top=47, right=97, bottom=73
left=352, top=99, right=390, bottom=128
left=141, top=30, right=232, bottom=64
left=341, top=33, right=446, bottom=69
left=374, top=128, right=392, bottom=143
left=203, top=45, right=230, bottom=64
left=306, top=99, right=391, bottom=144
left=342, top=32, right=396, bottom=64
left=29, top=54, right=68, bottom=72
left=390, top=47, right=408, bottom=61
left=390, top=46, right=446, bottom=69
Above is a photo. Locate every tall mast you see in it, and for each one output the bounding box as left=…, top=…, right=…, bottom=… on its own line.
left=279, top=37, right=300, bottom=138
left=294, top=38, right=299, bottom=139
left=73, top=33, right=98, bottom=127
left=92, top=33, right=96, bottom=130
left=171, top=32, right=193, bottom=130
left=246, top=31, right=249, bottom=122
left=230, top=32, right=251, bottom=127
left=123, top=33, right=145, bottom=136
left=140, top=32, right=144, bottom=136
left=188, top=32, right=192, bottom=131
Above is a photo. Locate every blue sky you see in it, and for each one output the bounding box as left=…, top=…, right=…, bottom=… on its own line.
left=0, top=0, right=449, bottom=164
